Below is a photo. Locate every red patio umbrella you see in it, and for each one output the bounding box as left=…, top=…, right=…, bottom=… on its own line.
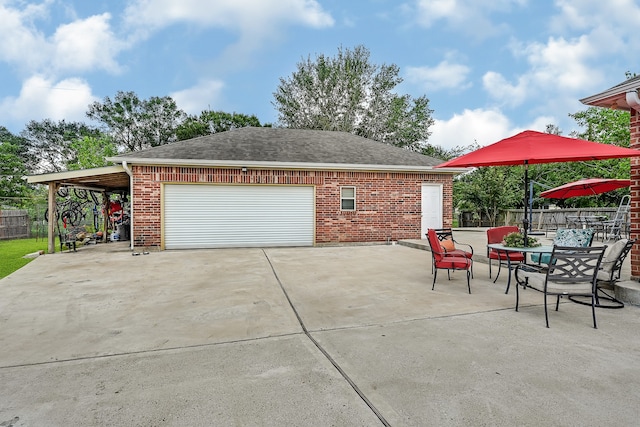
left=435, top=130, right=640, bottom=244
left=540, top=178, right=630, bottom=199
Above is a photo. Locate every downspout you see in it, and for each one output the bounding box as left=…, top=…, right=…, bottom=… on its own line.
left=626, top=90, right=640, bottom=112
left=122, top=161, right=134, bottom=251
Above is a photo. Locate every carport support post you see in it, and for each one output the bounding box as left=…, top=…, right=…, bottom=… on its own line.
left=47, top=182, right=58, bottom=254
left=102, top=191, right=109, bottom=243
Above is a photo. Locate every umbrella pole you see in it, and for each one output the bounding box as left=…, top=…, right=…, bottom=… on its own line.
left=523, top=162, right=529, bottom=246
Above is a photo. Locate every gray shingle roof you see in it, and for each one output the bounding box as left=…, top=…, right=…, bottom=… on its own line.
left=112, top=127, right=442, bottom=168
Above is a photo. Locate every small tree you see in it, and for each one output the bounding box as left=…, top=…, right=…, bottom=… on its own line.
left=176, top=110, right=267, bottom=140
left=67, top=135, right=118, bottom=170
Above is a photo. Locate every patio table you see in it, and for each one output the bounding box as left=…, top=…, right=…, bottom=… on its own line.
left=487, top=244, right=554, bottom=294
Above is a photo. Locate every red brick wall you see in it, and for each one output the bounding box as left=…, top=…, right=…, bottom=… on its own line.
left=131, top=165, right=453, bottom=248
left=630, top=108, right=640, bottom=279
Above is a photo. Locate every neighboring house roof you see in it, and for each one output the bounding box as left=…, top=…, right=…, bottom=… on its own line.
left=109, top=127, right=451, bottom=172
left=580, top=75, right=640, bottom=110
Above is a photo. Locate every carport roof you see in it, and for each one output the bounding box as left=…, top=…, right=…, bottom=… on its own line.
left=109, top=127, right=448, bottom=171
left=27, top=165, right=130, bottom=192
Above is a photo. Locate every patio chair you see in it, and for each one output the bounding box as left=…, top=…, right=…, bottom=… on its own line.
left=426, top=229, right=472, bottom=294
left=604, top=195, right=631, bottom=242
left=429, top=228, right=474, bottom=277
left=590, top=238, right=635, bottom=308
left=486, top=226, right=524, bottom=282
left=530, top=228, right=594, bottom=266
left=514, top=245, right=607, bottom=328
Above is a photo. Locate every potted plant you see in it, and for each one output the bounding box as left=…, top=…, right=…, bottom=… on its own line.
left=502, top=231, right=541, bottom=248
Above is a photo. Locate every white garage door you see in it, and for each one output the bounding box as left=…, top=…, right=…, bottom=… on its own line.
left=164, top=184, right=315, bottom=249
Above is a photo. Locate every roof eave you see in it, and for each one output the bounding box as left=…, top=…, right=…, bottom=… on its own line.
left=580, top=81, right=640, bottom=110
left=107, top=157, right=460, bottom=173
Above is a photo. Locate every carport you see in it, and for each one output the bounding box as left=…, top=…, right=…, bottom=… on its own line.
left=27, top=165, right=131, bottom=254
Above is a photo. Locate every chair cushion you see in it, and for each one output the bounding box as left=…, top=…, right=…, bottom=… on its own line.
left=530, top=252, right=551, bottom=265
left=600, top=239, right=628, bottom=273
left=554, top=228, right=593, bottom=247
left=545, top=281, right=594, bottom=295
left=445, top=248, right=473, bottom=259
left=435, top=257, right=470, bottom=269
left=441, top=239, right=456, bottom=251
left=515, top=269, right=546, bottom=291
left=489, top=250, right=524, bottom=261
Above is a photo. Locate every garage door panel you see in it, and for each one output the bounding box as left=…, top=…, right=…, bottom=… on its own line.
left=164, top=185, right=314, bottom=249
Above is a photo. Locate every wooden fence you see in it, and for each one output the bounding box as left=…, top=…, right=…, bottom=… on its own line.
left=459, top=208, right=620, bottom=229
left=0, top=209, right=30, bottom=240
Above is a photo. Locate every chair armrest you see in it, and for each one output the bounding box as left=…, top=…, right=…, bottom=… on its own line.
left=453, top=241, right=473, bottom=255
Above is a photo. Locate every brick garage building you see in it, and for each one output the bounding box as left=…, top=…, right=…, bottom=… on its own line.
left=107, top=127, right=458, bottom=250
left=581, top=75, right=640, bottom=280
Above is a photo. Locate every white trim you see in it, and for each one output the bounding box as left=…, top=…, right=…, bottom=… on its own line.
left=106, top=157, right=463, bottom=173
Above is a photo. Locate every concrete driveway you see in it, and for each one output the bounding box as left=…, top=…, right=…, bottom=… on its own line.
left=1, top=243, right=640, bottom=426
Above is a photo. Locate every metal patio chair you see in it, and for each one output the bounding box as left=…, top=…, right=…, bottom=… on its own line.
left=515, top=245, right=606, bottom=328
left=426, top=229, right=472, bottom=294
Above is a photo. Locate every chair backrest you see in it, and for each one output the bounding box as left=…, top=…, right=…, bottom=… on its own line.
left=554, top=228, right=594, bottom=247
left=426, top=229, right=445, bottom=262
left=487, top=226, right=520, bottom=245
left=433, top=228, right=454, bottom=242
left=600, top=239, right=635, bottom=275
left=546, top=246, right=606, bottom=288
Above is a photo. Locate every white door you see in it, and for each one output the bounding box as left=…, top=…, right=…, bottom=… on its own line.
left=164, top=184, right=314, bottom=249
left=421, top=184, right=443, bottom=238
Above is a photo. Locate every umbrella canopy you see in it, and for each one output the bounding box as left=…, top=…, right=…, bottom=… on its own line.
left=540, top=178, right=631, bottom=199
left=436, top=130, right=640, bottom=244
left=436, top=130, right=640, bottom=168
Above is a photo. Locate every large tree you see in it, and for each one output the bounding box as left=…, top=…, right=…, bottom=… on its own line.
left=21, top=119, right=101, bottom=173
left=0, top=127, right=30, bottom=205
left=272, top=45, right=434, bottom=151
left=176, top=110, right=267, bottom=141
left=87, top=91, right=186, bottom=152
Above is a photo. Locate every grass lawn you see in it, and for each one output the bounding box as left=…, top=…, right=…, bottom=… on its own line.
left=0, top=238, right=50, bottom=279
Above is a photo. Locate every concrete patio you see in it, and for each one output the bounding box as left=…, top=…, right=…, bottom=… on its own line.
left=1, top=235, right=639, bottom=426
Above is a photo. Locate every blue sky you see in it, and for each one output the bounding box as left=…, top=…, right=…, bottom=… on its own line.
left=0, top=0, right=638, bottom=150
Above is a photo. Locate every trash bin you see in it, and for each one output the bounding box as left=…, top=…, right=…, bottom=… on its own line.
left=116, top=224, right=130, bottom=241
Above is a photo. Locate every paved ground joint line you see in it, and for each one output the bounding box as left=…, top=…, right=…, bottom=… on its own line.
left=262, top=249, right=391, bottom=427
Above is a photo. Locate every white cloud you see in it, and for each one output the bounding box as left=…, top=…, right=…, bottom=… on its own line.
left=0, top=75, right=96, bottom=125
left=0, top=3, right=126, bottom=76
left=124, top=0, right=334, bottom=35
left=0, top=1, right=50, bottom=71
left=405, top=58, right=471, bottom=91
left=482, top=71, right=528, bottom=107
left=429, top=108, right=516, bottom=150
left=170, top=79, right=226, bottom=115
left=410, top=0, right=525, bottom=37
left=482, top=35, right=602, bottom=113
left=429, top=108, right=572, bottom=151
left=52, top=13, right=125, bottom=74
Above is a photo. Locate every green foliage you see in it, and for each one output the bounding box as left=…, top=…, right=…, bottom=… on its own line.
left=0, top=140, right=30, bottom=204
left=67, top=135, right=118, bottom=170
left=454, top=166, right=521, bottom=226
left=0, top=238, right=49, bottom=279
left=272, top=45, right=434, bottom=150
left=503, top=232, right=541, bottom=248
left=87, top=91, right=187, bottom=152
left=21, top=119, right=100, bottom=173
left=176, top=110, right=268, bottom=141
